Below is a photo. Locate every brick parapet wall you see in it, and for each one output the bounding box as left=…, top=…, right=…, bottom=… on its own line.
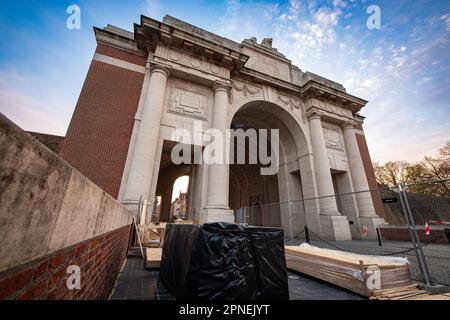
left=0, top=114, right=134, bottom=299
left=0, top=225, right=131, bottom=300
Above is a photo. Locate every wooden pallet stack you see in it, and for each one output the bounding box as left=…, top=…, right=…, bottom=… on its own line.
left=285, top=245, right=413, bottom=297
left=138, top=221, right=198, bottom=248
left=138, top=223, right=166, bottom=248
left=372, top=285, right=450, bottom=300
left=145, top=248, right=162, bottom=268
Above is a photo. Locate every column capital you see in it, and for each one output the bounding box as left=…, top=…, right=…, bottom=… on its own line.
left=341, top=120, right=355, bottom=130
left=213, top=81, right=232, bottom=93
left=306, top=110, right=323, bottom=121
left=149, top=63, right=171, bottom=78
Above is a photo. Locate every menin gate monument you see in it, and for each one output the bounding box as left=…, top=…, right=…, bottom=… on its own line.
left=61, top=15, right=385, bottom=241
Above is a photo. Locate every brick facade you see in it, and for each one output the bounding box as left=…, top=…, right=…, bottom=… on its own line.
left=355, top=127, right=386, bottom=218
left=96, top=43, right=147, bottom=66
left=60, top=45, right=146, bottom=199
left=0, top=225, right=131, bottom=300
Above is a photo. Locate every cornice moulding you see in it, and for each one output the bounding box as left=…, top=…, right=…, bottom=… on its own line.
left=94, top=27, right=146, bottom=56
left=135, top=15, right=249, bottom=72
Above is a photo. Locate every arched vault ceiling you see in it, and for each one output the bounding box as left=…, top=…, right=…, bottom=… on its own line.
left=231, top=100, right=309, bottom=157
left=231, top=107, right=302, bottom=163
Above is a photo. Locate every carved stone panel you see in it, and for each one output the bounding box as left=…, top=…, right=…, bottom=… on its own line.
left=308, top=99, right=353, bottom=119
left=168, top=79, right=211, bottom=120
left=323, top=127, right=343, bottom=150
left=229, top=80, right=263, bottom=104
left=277, top=93, right=307, bottom=124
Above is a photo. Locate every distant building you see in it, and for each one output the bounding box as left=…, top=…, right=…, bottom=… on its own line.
left=170, top=192, right=187, bottom=219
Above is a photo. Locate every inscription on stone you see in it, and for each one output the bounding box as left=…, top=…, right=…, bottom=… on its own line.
left=156, top=45, right=228, bottom=78
left=243, top=47, right=290, bottom=82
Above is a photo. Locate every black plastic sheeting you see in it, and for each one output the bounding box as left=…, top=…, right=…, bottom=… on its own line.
left=160, top=222, right=289, bottom=300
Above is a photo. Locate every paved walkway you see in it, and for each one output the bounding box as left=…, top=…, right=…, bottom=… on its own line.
left=110, top=256, right=365, bottom=300
left=111, top=257, right=174, bottom=300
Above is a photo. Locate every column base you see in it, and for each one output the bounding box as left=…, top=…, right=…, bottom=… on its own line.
left=358, top=216, right=386, bottom=240
left=319, top=214, right=352, bottom=241
left=346, top=216, right=362, bottom=240
left=203, top=207, right=235, bottom=223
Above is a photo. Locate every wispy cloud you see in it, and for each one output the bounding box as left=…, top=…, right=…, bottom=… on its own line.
left=143, top=0, right=162, bottom=19
left=0, top=0, right=448, bottom=164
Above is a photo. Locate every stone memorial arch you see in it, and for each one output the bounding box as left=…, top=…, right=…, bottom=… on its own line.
left=61, top=15, right=385, bottom=240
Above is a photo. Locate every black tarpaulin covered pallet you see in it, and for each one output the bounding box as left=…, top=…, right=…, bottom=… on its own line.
left=160, top=222, right=289, bottom=300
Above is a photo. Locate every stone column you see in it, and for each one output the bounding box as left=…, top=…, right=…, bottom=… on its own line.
left=186, top=164, right=196, bottom=220
left=203, top=82, right=234, bottom=222
left=342, top=122, right=384, bottom=238
left=123, top=64, right=170, bottom=203
left=308, top=112, right=340, bottom=214
left=308, top=111, right=351, bottom=240
left=160, top=184, right=173, bottom=222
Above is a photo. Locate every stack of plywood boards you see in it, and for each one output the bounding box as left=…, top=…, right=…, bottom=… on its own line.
left=138, top=223, right=166, bottom=247
left=139, top=221, right=198, bottom=247
left=285, top=244, right=413, bottom=297
left=175, top=219, right=198, bottom=225
left=372, top=285, right=450, bottom=300
left=410, top=292, right=450, bottom=300
left=145, top=248, right=162, bottom=269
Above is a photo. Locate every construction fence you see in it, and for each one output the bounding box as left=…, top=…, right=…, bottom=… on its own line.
left=235, top=179, right=450, bottom=287
left=121, top=198, right=159, bottom=225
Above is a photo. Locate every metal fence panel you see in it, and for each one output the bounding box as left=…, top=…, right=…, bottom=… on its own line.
left=236, top=180, right=450, bottom=288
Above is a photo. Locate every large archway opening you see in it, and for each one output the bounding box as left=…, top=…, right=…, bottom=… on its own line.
left=154, top=140, right=192, bottom=222
left=229, top=100, right=310, bottom=233
left=170, top=175, right=189, bottom=220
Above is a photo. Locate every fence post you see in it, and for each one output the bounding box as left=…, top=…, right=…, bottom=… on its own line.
left=376, top=227, right=383, bottom=246
left=134, top=196, right=143, bottom=247
left=288, top=201, right=294, bottom=243
left=305, top=225, right=310, bottom=244
left=137, top=195, right=142, bottom=224
left=398, top=184, right=432, bottom=286
left=243, top=207, right=247, bottom=224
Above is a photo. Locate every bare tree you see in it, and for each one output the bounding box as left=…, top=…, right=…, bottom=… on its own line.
left=373, top=160, right=410, bottom=187
left=373, top=140, right=450, bottom=197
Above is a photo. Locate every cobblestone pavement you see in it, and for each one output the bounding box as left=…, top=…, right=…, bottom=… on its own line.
left=110, top=256, right=365, bottom=300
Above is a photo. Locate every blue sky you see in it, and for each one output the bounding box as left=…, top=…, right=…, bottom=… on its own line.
left=0, top=0, right=449, bottom=164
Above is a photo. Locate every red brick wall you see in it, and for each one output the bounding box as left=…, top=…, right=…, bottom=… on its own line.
left=96, top=43, right=146, bottom=66
left=379, top=226, right=448, bottom=244
left=60, top=45, right=145, bottom=198
left=0, top=225, right=131, bottom=300
left=355, top=128, right=386, bottom=218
